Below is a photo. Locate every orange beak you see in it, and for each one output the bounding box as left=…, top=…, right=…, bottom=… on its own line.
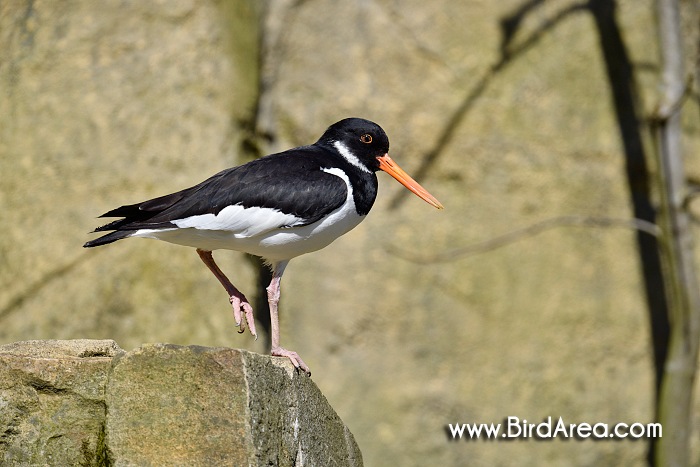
left=377, top=154, right=444, bottom=209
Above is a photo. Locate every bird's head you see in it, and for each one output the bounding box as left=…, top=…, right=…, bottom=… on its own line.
left=320, top=118, right=444, bottom=209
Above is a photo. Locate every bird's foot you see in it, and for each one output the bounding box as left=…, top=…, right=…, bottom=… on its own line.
left=271, top=346, right=311, bottom=375
left=230, top=295, right=257, bottom=339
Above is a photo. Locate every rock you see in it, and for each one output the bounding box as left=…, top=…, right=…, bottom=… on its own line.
left=0, top=340, right=362, bottom=466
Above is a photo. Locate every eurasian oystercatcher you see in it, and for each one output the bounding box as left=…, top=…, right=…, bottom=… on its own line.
left=84, top=118, right=443, bottom=374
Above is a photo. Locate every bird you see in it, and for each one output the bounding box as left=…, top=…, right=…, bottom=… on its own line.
left=84, top=118, right=443, bottom=374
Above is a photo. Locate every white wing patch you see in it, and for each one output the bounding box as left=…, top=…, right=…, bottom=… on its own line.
left=129, top=167, right=366, bottom=260
left=172, top=204, right=304, bottom=237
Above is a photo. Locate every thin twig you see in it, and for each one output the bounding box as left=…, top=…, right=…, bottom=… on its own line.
left=387, top=215, right=660, bottom=264
left=649, top=74, right=694, bottom=124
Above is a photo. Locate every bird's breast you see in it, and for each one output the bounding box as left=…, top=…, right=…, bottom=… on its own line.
left=248, top=166, right=367, bottom=260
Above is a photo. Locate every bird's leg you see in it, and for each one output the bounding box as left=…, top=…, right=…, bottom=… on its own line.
left=267, top=261, right=310, bottom=375
left=196, top=249, right=257, bottom=339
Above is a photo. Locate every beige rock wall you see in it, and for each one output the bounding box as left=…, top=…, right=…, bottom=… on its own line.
left=2, top=1, right=699, bottom=465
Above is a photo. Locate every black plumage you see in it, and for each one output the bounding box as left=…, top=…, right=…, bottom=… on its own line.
left=85, top=141, right=379, bottom=248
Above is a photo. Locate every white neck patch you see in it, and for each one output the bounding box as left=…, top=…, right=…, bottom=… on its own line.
left=332, top=140, right=372, bottom=174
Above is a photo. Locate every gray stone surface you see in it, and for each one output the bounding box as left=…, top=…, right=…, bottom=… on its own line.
left=0, top=340, right=118, bottom=466
left=0, top=340, right=361, bottom=466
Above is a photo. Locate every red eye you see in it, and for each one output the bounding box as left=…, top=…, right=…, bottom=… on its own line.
left=360, top=134, right=372, bottom=144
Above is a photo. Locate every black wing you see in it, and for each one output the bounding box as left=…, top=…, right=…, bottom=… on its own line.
left=84, top=148, right=349, bottom=246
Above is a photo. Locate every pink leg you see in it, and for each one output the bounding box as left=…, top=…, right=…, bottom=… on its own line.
left=267, top=261, right=310, bottom=375
left=196, top=249, right=257, bottom=339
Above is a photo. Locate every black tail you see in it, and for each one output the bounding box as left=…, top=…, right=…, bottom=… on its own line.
left=84, top=182, right=195, bottom=248
left=83, top=230, right=134, bottom=248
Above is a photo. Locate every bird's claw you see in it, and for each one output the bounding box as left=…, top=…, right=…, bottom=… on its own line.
left=271, top=346, right=311, bottom=375
left=229, top=295, right=257, bottom=339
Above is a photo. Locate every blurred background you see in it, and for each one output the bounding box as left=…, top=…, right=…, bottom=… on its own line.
left=2, top=0, right=700, bottom=465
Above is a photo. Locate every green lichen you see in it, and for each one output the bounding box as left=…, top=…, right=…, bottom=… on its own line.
left=80, top=423, right=112, bottom=467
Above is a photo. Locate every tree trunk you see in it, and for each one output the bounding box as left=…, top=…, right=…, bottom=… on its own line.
left=653, top=1, right=700, bottom=465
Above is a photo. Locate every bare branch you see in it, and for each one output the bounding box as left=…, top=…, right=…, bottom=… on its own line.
left=387, top=215, right=660, bottom=264
left=652, top=0, right=700, bottom=464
